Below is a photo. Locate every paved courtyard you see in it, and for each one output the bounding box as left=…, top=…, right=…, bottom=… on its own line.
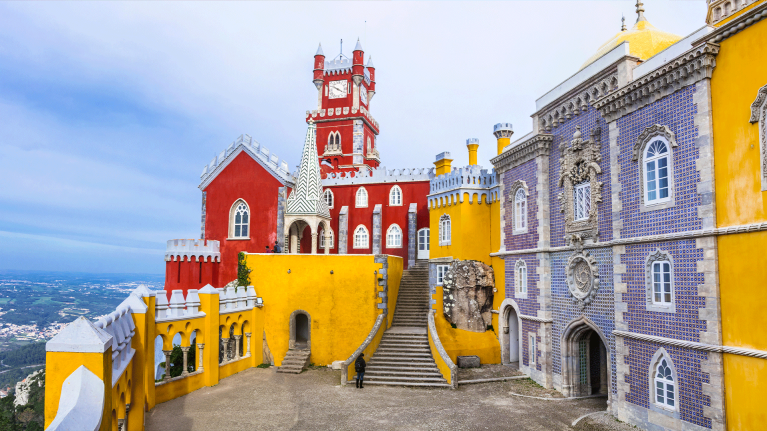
left=146, top=367, right=635, bottom=431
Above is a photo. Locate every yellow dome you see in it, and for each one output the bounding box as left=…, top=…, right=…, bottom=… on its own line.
left=580, top=19, right=681, bottom=70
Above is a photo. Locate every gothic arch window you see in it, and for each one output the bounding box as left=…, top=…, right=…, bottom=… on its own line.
left=353, top=225, right=369, bottom=249
left=386, top=224, right=403, bottom=248
left=319, top=227, right=334, bottom=249
left=323, top=189, right=334, bottom=209
left=229, top=200, right=250, bottom=239
left=645, top=249, right=676, bottom=313
left=439, top=214, right=451, bottom=246
left=634, top=125, right=678, bottom=212
left=749, top=83, right=767, bottom=191
left=327, top=132, right=341, bottom=152
left=650, top=350, right=678, bottom=411
left=355, top=187, right=368, bottom=208
left=515, top=259, right=528, bottom=297
left=509, top=180, right=529, bottom=235
left=389, top=185, right=403, bottom=206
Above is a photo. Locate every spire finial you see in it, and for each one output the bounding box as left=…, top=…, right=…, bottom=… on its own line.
left=340, top=39, right=343, bottom=56
left=635, top=1, right=647, bottom=23
left=621, top=15, right=627, bottom=31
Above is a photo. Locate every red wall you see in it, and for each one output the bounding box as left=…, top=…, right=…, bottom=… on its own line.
left=324, top=180, right=430, bottom=268
left=163, top=257, right=219, bottom=298
left=203, top=152, right=288, bottom=286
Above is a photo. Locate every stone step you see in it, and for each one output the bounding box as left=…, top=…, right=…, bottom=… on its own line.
left=378, top=342, right=429, bottom=348
left=376, top=346, right=431, bottom=353
left=381, top=336, right=428, bottom=342
left=365, top=366, right=439, bottom=373
left=367, top=361, right=437, bottom=369
left=363, top=375, right=448, bottom=383
left=371, top=356, right=434, bottom=363
left=349, top=380, right=451, bottom=388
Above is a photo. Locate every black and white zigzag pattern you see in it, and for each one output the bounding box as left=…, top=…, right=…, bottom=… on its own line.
left=286, top=124, right=331, bottom=218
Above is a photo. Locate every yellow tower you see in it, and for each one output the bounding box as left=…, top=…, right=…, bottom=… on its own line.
left=493, top=123, right=513, bottom=155
left=433, top=151, right=453, bottom=175
left=466, top=138, right=479, bottom=166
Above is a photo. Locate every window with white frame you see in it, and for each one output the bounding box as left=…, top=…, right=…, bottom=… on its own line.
left=323, top=189, right=334, bottom=208
left=353, top=225, right=369, bottom=249
left=644, top=139, right=671, bottom=204
left=230, top=200, right=250, bottom=238
left=356, top=187, right=368, bottom=208
left=654, top=355, right=676, bottom=409
left=652, top=261, right=672, bottom=305
left=386, top=224, right=403, bottom=248
left=529, top=335, right=536, bottom=366
left=574, top=182, right=591, bottom=221
left=515, top=260, right=528, bottom=294
left=439, top=214, right=451, bottom=246
left=436, top=265, right=449, bottom=285
left=389, top=185, right=403, bottom=206
left=319, top=228, right=334, bottom=249
left=514, top=188, right=527, bottom=231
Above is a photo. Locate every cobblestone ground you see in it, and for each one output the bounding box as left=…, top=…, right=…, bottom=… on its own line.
left=146, top=367, right=630, bottom=431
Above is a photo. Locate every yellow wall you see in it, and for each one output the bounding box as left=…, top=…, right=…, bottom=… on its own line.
left=345, top=315, right=386, bottom=383
left=428, top=320, right=454, bottom=385
left=245, top=254, right=394, bottom=367
left=722, top=354, right=767, bottom=429
left=712, top=18, right=767, bottom=227
left=428, top=193, right=502, bottom=364
left=386, top=256, right=403, bottom=329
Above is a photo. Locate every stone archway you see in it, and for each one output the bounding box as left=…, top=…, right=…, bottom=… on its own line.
left=498, top=298, right=522, bottom=368
left=289, top=310, right=311, bottom=351
left=560, top=316, right=610, bottom=400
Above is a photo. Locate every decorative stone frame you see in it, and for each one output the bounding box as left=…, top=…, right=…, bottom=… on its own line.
left=323, top=189, right=334, bottom=209
left=438, top=214, right=451, bottom=246
left=389, top=185, right=403, bottom=206
left=648, top=348, right=680, bottom=418
left=289, top=309, right=311, bottom=350
left=385, top=224, right=403, bottom=249
left=634, top=125, right=678, bottom=212
left=228, top=198, right=251, bottom=240
left=749, top=83, right=767, bottom=191
left=509, top=180, right=529, bottom=235
left=514, top=259, right=528, bottom=299
left=352, top=224, right=369, bottom=249
left=558, top=126, right=603, bottom=243
left=565, top=250, right=600, bottom=309
left=644, top=249, right=676, bottom=313
left=355, top=187, right=368, bottom=208
left=560, top=315, right=612, bottom=400
left=498, top=299, right=523, bottom=365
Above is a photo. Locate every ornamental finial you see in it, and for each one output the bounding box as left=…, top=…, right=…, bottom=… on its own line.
left=621, top=15, right=627, bottom=31
left=635, top=1, right=647, bottom=23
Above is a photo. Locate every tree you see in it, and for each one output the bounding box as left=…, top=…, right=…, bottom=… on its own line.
left=237, top=252, right=251, bottom=288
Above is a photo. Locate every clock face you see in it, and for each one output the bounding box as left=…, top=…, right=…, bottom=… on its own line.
left=360, top=85, right=368, bottom=105
left=328, top=80, right=347, bottom=99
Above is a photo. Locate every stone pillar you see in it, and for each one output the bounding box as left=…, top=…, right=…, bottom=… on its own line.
left=407, top=203, right=417, bottom=267
left=311, top=232, right=318, bottom=255
left=338, top=206, right=349, bottom=254
left=124, top=404, right=130, bottom=431
left=324, top=231, right=330, bottom=255
left=181, top=346, right=190, bottom=375
left=197, top=344, right=205, bottom=371
left=234, top=335, right=242, bottom=359
left=163, top=350, right=172, bottom=381
left=245, top=333, right=252, bottom=357
left=372, top=204, right=382, bottom=255
left=276, top=187, right=286, bottom=251
left=220, top=338, right=230, bottom=362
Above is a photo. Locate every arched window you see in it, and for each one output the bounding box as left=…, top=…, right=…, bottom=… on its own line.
left=319, top=227, right=334, bottom=249
left=439, top=214, right=451, bottom=246
left=514, top=188, right=527, bottom=231
left=644, top=138, right=671, bottom=205
left=653, top=354, right=677, bottom=410
left=389, top=185, right=403, bottom=206
left=356, top=187, right=368, bottom=208
left=327, top=132, right=341, bottom=152
left=645, top=249, right=675, bottom=312
left=386, top=224, right=402, bottom=248
left=515, top=260, right=527, bottom=295
left=353, top=225, right=369, bottom=249
left=230, top=200, right=249, bottom=239
left=323, top=189, right=334, bottom=208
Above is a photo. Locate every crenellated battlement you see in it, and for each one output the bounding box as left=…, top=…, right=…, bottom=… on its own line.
left=322, top=165, right=435, bottom=186
left=199, top=134, right=294, bottom=189
left=165, top=239, right=221, bottom=262
left=305, top=105, right=379, bottom=131
left=428, top=165, right=500, bottom=207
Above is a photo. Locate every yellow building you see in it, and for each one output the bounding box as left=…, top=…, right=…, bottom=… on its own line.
left=426, top=134, right=506, bottom=365
left=708, top=1, right=767, bottom=429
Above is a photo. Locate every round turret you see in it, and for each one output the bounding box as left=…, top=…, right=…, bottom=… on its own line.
left=313, top=43, right=325, bottom=90
left=352, top=38, right=364, bottom=86
left=493, top=123, right=514, bottom=155
left=367, top=56, right=376, bottom=94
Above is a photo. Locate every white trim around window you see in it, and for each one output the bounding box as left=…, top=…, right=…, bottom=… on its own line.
left=386, top=224, right=403, bottom=248
left=323, top=189, right=334, bottom=209
left=573, top=182, right=591, bottom=221
left=439, top=214, right=451, bottom=246
left=514, top=188, right=527, bottom=233
left=353, top=225, right=369, bottom=249
left=356, top=187, right=368, bottom=208
left=644, top=137, right=672, bottom=206
left=436, top=264, right=449, bottom=285
left=389, top=185, right=403, bottom=206
left=645, top=249, right=676, bottom=313
left=649, top=348, right=679, bottom=416
left=515, top=259, right=528, bottom=299
left=228, top=199, right=251, bottom=240
left=319, top=227, right=335, bottom=249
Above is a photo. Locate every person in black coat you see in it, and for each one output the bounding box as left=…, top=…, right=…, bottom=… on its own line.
left=355, top=353, right=366, bottom=388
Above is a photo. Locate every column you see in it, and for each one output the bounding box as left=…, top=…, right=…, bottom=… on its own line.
left=163, top=350, right=172, bottom=381
left=181, top=346, right=190, bottom=375
left=124, top=404, right=130, bottom=431
left=117, top=419, right=124, bottom=431
left=245, top=333, right=252, bottom=357
left=338, top=206, right=348, bottom=254
left=311, top=232, right=318, bottom=255
left=407, top=204, right=417, bottom=267
left=234, top=335, right=243, bottom=359
left=372, top=204, right=382, bottom=255
left=220, top=338, right=230, bottom=363
left=324, top=231, right=329, bottom=255
left=198, top=343, right=205, bottom=371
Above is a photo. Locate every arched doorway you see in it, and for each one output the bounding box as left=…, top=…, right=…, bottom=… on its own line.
left=499, top=299, right=522, bottom=368
left=508, top=307, right=519, bottom=366
left=289, top=310, right=311, bottom=350
left=561, top=317, right=609, bottom=398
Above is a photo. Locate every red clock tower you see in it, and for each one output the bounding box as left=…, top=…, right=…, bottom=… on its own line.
left=306, top=39, right=380, bottom=176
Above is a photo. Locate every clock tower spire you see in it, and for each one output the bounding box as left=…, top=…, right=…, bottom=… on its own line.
left=306, top=39, right=381, bottom=175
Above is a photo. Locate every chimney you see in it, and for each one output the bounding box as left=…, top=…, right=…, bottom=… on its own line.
left=466, top=138, right=479, bottom=166
left=434, top=152, right=453, bottom=176
left=493, top=123, right=514, bottom=155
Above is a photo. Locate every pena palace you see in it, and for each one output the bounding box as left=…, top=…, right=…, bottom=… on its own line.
left=43, top=2, right=767, bottom=430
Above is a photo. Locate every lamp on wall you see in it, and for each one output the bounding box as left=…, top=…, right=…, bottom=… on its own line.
left=256, top=297, right=263, bottom=305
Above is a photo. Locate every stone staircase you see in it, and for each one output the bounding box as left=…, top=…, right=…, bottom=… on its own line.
left=277, top=349, right=310, bottom=374
left=362, top=260, right=450, bottom=387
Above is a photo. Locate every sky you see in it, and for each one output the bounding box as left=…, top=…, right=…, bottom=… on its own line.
left=0, top=1, right=708, bottom=274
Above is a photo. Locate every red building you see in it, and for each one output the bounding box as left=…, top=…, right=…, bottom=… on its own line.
left=164, top=40, right=433, bottom=295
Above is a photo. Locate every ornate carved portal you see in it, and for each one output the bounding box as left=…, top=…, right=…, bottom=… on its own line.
left=558, top=126, right=603, bottom=244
